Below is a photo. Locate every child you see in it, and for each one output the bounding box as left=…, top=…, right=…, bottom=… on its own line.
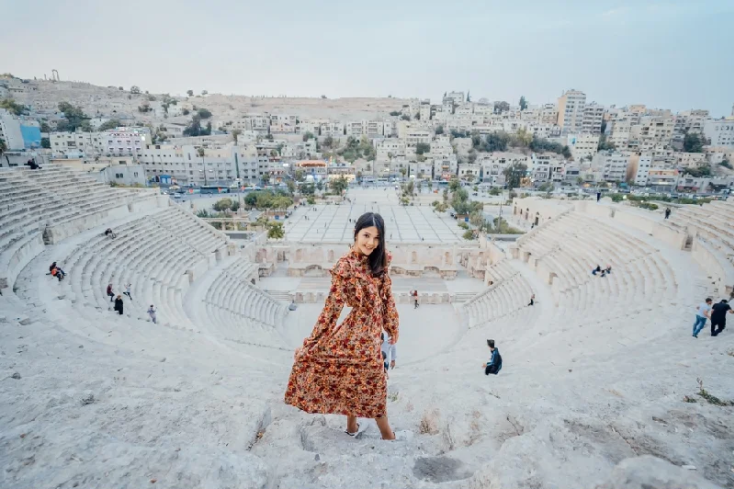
left=147, top=305, right=157, bottom=324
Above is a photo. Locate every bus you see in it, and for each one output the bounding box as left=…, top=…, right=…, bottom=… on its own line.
left=199, top=186, right=230, bottom=195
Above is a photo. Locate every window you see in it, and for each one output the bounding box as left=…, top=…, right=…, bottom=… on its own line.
left=115, top=173, right=123, bottom=178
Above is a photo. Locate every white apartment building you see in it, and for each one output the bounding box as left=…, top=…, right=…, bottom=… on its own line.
left=50, top=131, right=106, bottom=158
left=320, top=122, right=344, bottom=138
left=582, top=103, right=604, bottom=134
left=363, top=121, right=384, bottom=138
left=404, top=129, right=432, bottom=148
left=540, top=103, right=558, bottom=125
left=530, top=154, right=560, bottom=182
left=557, top=89, right=586, bottom=133
left=674, top=110, right=708, bottom=135
left=139, top=143, right=259, bottom=185
left=675, top=152, right=707, bottom=168
left=631, top=116, right=675, bottom=148
left=458, top=163, right=481, bottom=182
left=478, top=152, right=528, bottom=185
left=408, top=161, right=433, bottom=179
left=0, top=110, right=25, bottom=150
left=567, top=133, right=600, bottom=161
left=631, top=153, right=652, bottom=186
left=419, top=103, right=431, bottom=122
left=376, top=139, right=406, bottom=161
left=446, top=92, right=465, bottom=105
left=433, top=157, right=458, bottom=180
left=703, top=120, right=734, bottom=147
left=454, top=104, right=474, bottom=116
left=383, top=121, right=397, bottom=137
left=594, top=151, right=629, bottom=182
left=345, top=121, right=364, bottom=138
left=104, top=127, right=151, bottom=158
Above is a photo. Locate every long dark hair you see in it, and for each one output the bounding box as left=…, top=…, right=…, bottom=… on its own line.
left=354, top=212, right=387, bottom=277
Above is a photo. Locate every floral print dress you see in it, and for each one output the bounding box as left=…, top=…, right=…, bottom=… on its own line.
left=284, top=249, right=399, bottom=418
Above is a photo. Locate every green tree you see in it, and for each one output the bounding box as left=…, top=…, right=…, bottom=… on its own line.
left=519, top=96, right=528, bottom=111
left=302, top=131, right=315, bottom=142
left=97, top=119, right=122, bottom=131
left=41, top=137, right=50, bottom=149
left=597, top=134, right=616, bottom=151
left=435, top=125, right=444, bottom=135
left=57, top=102, right=91, bottom=132
left=415, top=142, right=431, bottom=155
left=720, top=159, right=733, bottom=170
left=286, top=180, right=296, bottom=194
left=197, top=108, right=212, bottom=119
left=184, top=115, right=204, bottom=137
left=213, top=198, right=234, bottom=213
left=40, top=121, right=51, bottom=132
left=187, top=90, right=194, bottom=97
left=449, top=177, right=461, bottom=193
left=389, top=111, right=401, bottom=116
left=130, top=86, right=141, bottom=94
left=503, top=162, right=528, bottom=191
left=0, top=98, right=27, bottom=116
left=683, top=133, right=704, bottom=153
left=316, top=180, right=324, bottom=191
left=451, top=188, right=472, bottom=215
left=493, top=101, right=510, bottom=114
left=322, top=136, right=335, bottom=149
left=514, top=127, right=532, bottom=147
left=230, top=200, right=241, bottom=213
left=267, top=221, right=285, bottom=239
left=294, top=170, right=305, bottom=182
left=538, top=182, right=552, bottom=192
left=330, top=176, right=349, bottom=195
left=231, top=129, right=242, bottom=144
left=463, top=229, right=475, bottom=240
left=400, top=114, right=411, bottom=121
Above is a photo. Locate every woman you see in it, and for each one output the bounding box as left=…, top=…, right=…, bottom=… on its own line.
left=114, top=295, right=124, bottom=315
left=285, top=212, right=399, bottom=440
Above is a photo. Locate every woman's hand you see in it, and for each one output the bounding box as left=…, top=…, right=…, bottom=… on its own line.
left=388, top=337, right=397, bottom=345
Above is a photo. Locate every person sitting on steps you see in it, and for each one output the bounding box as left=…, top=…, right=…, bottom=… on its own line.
left=592, top=265, right=601, bottom=276
left=104, top=228, right=117, bottom=239
left=484, top=339, right=502, bottom=375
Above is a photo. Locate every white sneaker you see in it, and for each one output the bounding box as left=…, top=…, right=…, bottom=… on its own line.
left=393, top=430, right=413, bottom=441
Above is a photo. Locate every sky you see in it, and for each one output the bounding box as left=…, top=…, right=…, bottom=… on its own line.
left=1, top=0, right=733, bottom=116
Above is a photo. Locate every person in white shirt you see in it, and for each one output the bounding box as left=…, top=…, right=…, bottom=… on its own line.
left=381, top=332, right=397, bottom=369
left=692, top=298, right=712, bottom=338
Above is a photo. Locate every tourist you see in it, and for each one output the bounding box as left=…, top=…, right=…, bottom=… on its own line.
left=411, top=290, right=419, bottom=309
left=596, top=191, right=601, bottom=202
left=123, top=283, right=133, bottom=301
left=147, top=305, right=157, bottom=324
left=106, top=284, right=115, bottom=302
left=665, top=207, right=671, bottom=219
left=692, top=298, right=712, bottom=338
left=528, top=294, right=535, bottom=306
left=605, top=264, right=612, bottom=275
left=48, top=261, right=66, bottom=280
left=114, top=295, right=124, bottom=315
left=104, top=228, right=116, bottom=239
left=285, top=212, right=399, bottom=440
left=484, top=339, right=502, bottom=375
left=710, top=299, right=734, bottom=336
left=382, top=332, right=397, bottom=369
left=592, top=265, right=601, bottom=276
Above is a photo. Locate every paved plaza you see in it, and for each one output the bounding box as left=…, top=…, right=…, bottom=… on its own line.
left=285, top=188, right=466, bottom=243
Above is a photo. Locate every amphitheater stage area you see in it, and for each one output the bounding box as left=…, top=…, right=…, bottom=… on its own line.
left=1, top=166, right=734, bottom=489
left=284, top=188, right=467, bottom=243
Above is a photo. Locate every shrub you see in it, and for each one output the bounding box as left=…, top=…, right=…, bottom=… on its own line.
left=462, top=229, right=475, bottom=240
left=457, top=221, right=469, bottom=229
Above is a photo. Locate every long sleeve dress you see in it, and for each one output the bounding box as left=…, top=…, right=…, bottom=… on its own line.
left=284, top=249, right=399, bottom=418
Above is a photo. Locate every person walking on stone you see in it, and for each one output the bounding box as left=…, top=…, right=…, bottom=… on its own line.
left=710, top=299, right=734, bottom=336
left=114, top=295, right=124, bottom=315
left=692, top=298, right=712, bottom=338
left=147, top=305, right=157, bottom=324
left=665, top=207, right=671, bottom=220
left=107, top=283, right=115, bottom=302
left=381, top=331, right=397, bottom=370
left=285, top=212, right=399, bottom=440
left=412, top=289, right=419, bottom=309
left=123, top=283, right=133, bottom=301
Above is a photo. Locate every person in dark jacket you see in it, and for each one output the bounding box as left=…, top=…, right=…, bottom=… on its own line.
left=114, top=295, right=124, bottom=315
left=484, top=339, right=502, bottom=375
left=710, top=299, right=734, bottom=336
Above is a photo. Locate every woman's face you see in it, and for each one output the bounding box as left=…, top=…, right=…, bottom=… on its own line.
left=354, top=225, right=380, bottom=256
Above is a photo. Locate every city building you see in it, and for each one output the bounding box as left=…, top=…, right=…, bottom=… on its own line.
left=628, top=153, right=653, bottom=186
left=557, top=89, right=586, bottom=133
left=96, top=164, right=147, bottom=186
left=582, top=103, right=604, bottom=134
left=594, top=151, right=629, bottom=183
left=703, top=119, right=734, bottom=147
left=566, top=133, right=600, bottom=161
left=0, top=110, right=25, bottom=150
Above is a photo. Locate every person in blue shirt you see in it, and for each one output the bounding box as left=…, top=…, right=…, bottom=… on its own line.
left=484, top=339, right=502, bottom=375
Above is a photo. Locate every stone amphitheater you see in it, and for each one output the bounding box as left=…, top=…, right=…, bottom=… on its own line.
left=1, top=165, right=733, bottom=489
